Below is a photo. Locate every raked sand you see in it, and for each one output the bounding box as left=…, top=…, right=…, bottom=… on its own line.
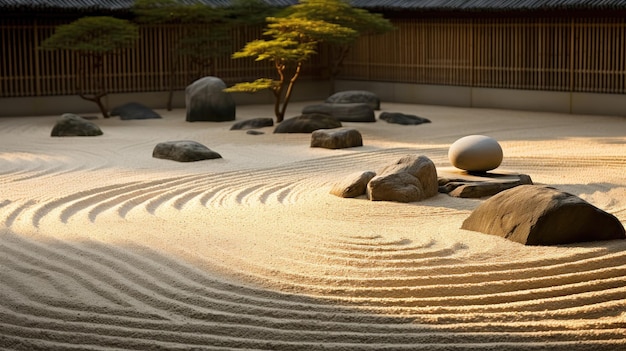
left=1, top=101, right=625, bottom=350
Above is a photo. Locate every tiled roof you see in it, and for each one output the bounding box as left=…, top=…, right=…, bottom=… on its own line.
left=351, top=0, right=626, bottom=10
left=2, top=0, right=626, bottom=11
left=0, top=0, right=292, bottom=11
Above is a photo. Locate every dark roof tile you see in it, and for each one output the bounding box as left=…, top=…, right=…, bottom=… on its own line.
left=1, top=0, right=626, bottom=11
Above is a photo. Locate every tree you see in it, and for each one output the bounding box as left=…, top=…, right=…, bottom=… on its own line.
left=40, top=17, right=139, bottom=118
left=225, top=15, right=357, bottom=122
left=134, top=0, right=273, bottom=110
left=281, top=0, right=394, bottom=93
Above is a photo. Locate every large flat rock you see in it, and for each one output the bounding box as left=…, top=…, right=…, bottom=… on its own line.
left=438, top=167, right=533, bottom=198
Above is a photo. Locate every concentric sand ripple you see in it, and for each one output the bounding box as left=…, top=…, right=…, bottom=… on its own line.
left=1, top=103, right=625, bottom=350
left=1, top=232, right=625, bottom=351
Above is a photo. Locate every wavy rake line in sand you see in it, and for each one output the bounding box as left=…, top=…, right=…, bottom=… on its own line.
left=5, top=148, right=430, bottom=226
left=0, top=150, right=114, bottom=183
left=176, top=223, right=626, bottom=315
left=0, top=237, right=624, bottom=350
left=2, top=148, right=626, bottom=349
left=1, top=234, right=625, bottom=350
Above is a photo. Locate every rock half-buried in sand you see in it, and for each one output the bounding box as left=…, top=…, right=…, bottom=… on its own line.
left=462, top=185, right=626, bottom=245
left=437, top=167, right=533, bottom=198
left=110, top=102, right=161, bottom=120
left=367, top=155, right=438, bottom=203
left=230, top=117, right=274, bottom=130
left=51, top=113, right=103, bottom=137
left=330, top=171, right=376, bottom=198
left=310, top=128, right=363, bottom=149
left=153, top=140, right=222, bottom=162
left=325, top=90, right=380, bottom=110
left=379, top=112, right=431, bottom=125
left=302, top=103, right=375, bottom=122
left=274, top=114, right=342, bottom=134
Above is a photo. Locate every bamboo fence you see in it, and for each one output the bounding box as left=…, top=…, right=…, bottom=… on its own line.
left=2, top=16, right=626, bottom=98
left=342, top=16, right=626, bottom=94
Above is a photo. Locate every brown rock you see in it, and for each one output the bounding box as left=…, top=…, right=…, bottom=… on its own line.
left=461, top=185, right=626, bottom=245
left=439, top=173, right=533, bottom=198
left=367, top=155, right=438, bottom=202
left=310, top=128, right=363, bottom=149
left=330, top=171, right=376, bottom=198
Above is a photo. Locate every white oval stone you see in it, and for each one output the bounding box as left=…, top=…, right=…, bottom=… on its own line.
left=448, top=135, right=503, bottom=172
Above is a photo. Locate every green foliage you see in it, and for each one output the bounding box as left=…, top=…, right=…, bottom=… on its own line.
left=231, top=37, right=314, bottom=63
left=40, top=16, right=138, bottom=53
left=230, top=15, right=358, bottom=67
left=279, top=0, right=394, bottom=93
left=134, top=0, right=231, bottom=61
left=227, top=5, right=360, bottom=121
left=281, top=0, right=394, bottom=38
left=133, top=0, right=272, bottom=109
left=134, top=0, right=273, bottom=26
left=264, top=16, right=358, bottom=45
left=40, top=16, right=139, bottom=117
left=133, top=0, right=225, bottom=24
left=224, top=78, right=276, bottom=93
left=226, top=0, right=277, bottom=26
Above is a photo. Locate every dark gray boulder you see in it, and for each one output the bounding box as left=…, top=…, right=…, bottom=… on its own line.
left=152, top=140, right=222, bottom=162
left=51, top=113, right=103, bottom=137
left=438, top=172, right=533, bottom=198
left=367, top=155, right=438, bottom=202
left=330, top=171, right=377, bottom=198
left=302, top=103, right=375, bottom=122
left=274, top=114, right=342, bottom=134
left=325, top=90, right=380, bottom=110
left=185, top=76, right=235, bottom=122
left=230, top=118, right=274, bottom=130
left=310, top=128, right=363, bottom=149
left=461, top=185, right=626, bottom=245
left=379, top=112, right=431, bottom=125
left=110, top=102, right=161, bottom=120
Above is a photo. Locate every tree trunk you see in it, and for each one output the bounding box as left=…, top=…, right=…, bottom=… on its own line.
left=278, top=62, right=302, bottom=123
left=79, top=91, right=108, bottom=118
left=77, top=54, right=109, bottom=118
left=274, top=61, right=286, bottom=123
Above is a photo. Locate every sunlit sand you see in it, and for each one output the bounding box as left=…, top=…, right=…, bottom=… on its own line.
left=1, top=101, right=625, bottom=350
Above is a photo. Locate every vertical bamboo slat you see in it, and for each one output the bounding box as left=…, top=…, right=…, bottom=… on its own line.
left=2, top=16, right=626, bottom=99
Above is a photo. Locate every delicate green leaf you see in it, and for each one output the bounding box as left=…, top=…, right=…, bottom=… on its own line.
left=224, top=78, right=277, bottom=93
left=40, top=17, right=138, bottom=53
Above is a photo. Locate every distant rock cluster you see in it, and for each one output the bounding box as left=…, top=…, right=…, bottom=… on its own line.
left=48, top=84, right=625, bottom=246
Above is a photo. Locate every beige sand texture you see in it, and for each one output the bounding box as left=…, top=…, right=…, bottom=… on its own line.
left=1, top=101, right=625, bottom=350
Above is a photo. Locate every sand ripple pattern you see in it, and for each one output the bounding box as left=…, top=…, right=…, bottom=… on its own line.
left=1, top=231, right=625, bottom=351
left=3, top=148, right=435, bottom=227
left=2, top=147, right=625, bottom=350
left=1, top=105, right=625, bottom=350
